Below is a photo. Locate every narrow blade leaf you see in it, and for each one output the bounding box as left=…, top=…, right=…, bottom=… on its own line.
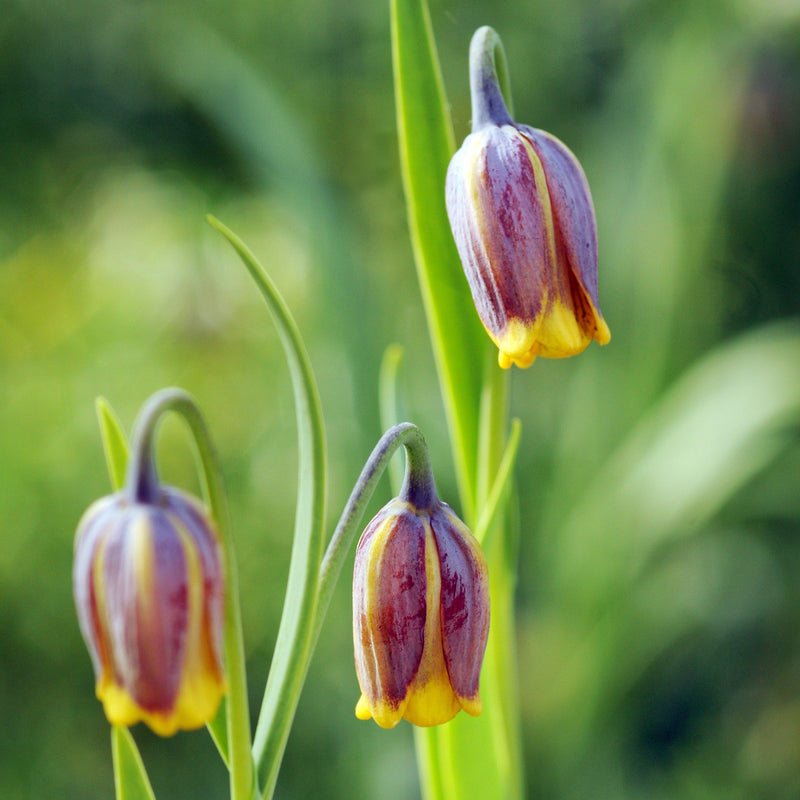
left=111, top=727, right=156, bottom=800
left=96, top=397, right=129, bottom=491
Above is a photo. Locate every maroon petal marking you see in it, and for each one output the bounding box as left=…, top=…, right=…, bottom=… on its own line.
left=103, top=507, right=188, bottom=712
left=446, top=125, right=556, bottom=338
left=430, top=504, right=490, bottom=701
left=353, top=502, right=427, bottom=710
left=520, top=126, right=601, bottom=317
left=161, top=488, right=224, bottom=669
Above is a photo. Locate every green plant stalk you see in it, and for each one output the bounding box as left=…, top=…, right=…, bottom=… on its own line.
left=391, top=0, right=487, bottom=525
left=390, top=2, right=525, bottom=797
left=127, top=389, right=255, bottom=800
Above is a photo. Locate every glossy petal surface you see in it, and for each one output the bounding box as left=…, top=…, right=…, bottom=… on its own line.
left=353, top=496, right=490, bottom=728
left=431, top=504, right=489, bottom=713
left=353, top=500, right=427, bottom=728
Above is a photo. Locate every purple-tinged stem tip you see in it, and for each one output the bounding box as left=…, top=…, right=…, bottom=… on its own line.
left=470, top=26, right=514, bottom=132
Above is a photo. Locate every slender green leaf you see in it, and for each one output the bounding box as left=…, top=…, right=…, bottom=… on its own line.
left=111, top=727, right=156, bottom=800
left=206, top=701, right=230, bottom=769
left=475, top=419, right=522, bottom=548
left=391, top=0, right=488, bottom=523
left=96, top=397, right=129, bottom=491
left=208, top=215, right=327, bottom=800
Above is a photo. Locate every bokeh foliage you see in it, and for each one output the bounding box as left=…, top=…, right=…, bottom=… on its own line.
left=1, top=0, right=799, bottom=798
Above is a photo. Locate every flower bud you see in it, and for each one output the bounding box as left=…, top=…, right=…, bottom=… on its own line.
left=73, top=486, right=225, bottom=736
left=446, top=27, right=610, bottom=369
left=353, top=495, right=489, bottom=729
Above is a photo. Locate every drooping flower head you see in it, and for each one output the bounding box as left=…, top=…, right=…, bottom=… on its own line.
left=446, top=26, right=610, bottom=369
left=73, top=411, right=225, bottom=736
left=353, top=457, right=489, bottom=729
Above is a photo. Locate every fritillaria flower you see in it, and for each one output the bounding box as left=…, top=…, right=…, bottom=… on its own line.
left=73, top=484, right=225, bottom=736
left=353, top=490, right=489, bottom=729
left=446, top=26, right=610, bottom=369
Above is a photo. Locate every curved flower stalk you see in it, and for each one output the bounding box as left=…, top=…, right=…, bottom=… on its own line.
left=208, top=218, right=494, bottom=799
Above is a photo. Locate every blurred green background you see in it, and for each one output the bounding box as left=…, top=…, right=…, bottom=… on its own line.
left=2, top=0, right=800, bottom=797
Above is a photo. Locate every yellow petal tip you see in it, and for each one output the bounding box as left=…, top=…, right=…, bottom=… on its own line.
left=595, top=317, right=611, bottom=345
left=355, top=694, right=372, bottom=721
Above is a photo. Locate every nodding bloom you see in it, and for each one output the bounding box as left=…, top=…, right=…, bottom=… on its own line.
left=353, top=490, right=490, bottom=729
left=446, top=26, right=610, bottom=369
left=73, top=485, right=225, bottom=736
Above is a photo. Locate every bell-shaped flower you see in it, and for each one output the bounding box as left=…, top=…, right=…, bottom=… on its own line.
left=73, top=485, right=225, bottom=736
left=446, top=26, right=610, bottom=369
left=353, top=492, right=489, bottom=729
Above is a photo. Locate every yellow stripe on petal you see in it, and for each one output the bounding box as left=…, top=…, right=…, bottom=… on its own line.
left=458, top=693, right=482, bottom=718
left=535, top=299, right=593, bottom=359
left=355, top=694, right=373, bottom=721
left=402, top=522, right=460, bottom=727
left=97, top=677, right=146, bottom=729
left=516, top=128, right=558, bottom=273
left=167, top=520, right=226, bottom=734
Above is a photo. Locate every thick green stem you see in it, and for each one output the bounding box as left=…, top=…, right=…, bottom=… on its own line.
left=476, top=351, right=511, bottom=513
left=395, top=14, right=525, bottom=800
left=127, top=388, right=255, bottom=800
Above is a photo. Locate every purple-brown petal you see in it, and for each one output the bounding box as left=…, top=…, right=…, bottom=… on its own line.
left=102, top=507, right=188, bottom=712
left=73, top=496, right=119, bottom=680
left=446, top=125, right=556, bottom=340
left=519, top=126, right=601, bottom=319
left=430, top=504, right=490, bottom=702
left=160, top=489, right=225, bottom=667
left=353, top=503, right=428, bottom=711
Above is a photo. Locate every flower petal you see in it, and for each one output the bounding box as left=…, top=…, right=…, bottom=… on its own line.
left=521, top=126, right=610, bottom=345
left=400, top=520, right=462, bottom=727
left=101, top=507, right=188, bottom=714
left=430, top=503, right=490, bottom=715
left=353, top=500, right=428, bottom=728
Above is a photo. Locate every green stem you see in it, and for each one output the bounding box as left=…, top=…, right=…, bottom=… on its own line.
left=477, top=360, right=524, bottom=800
left=476, top=351, right=511, bottom=515
left=127, top=388, right=254, bottom=800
